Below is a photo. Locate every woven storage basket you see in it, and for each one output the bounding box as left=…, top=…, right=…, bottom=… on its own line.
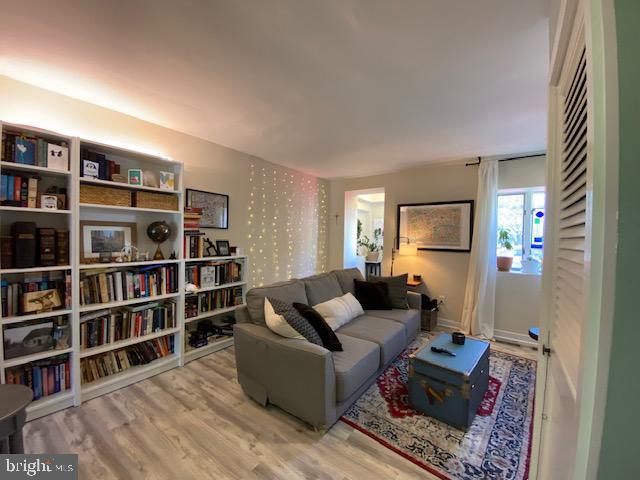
left=132, top=191, right=179, bottom=211
left=80, top=184, right=131, bottom=207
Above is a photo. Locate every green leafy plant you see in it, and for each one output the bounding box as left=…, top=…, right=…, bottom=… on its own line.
left=498, top=228, right=513, bottom=251
left=357, top=219, right=363, bottom=240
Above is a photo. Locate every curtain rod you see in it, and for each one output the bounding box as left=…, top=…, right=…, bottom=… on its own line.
left=465, top=153, right=545, bottom=167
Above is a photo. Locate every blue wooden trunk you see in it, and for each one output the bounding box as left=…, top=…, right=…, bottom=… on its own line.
left=408, top=333, right=490, bottom=430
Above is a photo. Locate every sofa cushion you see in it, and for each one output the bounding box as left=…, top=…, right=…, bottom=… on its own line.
left=313, top=293, right=364, bottom=330
left=369, top=274, right=409, bottom=309
left=354, top=279, right=392, bottom=310
left=246, top=279, right=308, bottom=325
left=332, top=268, right=365, bottom=295
left=294, top=302, right=343, bottom=351
left=302, top=272, right=343, bottom=306
left=337, top=315, right=407, bottom=366
left=266, top=297, right=323, bottom=346
left=332, top=333, right=379, bottom=402
left=365, top=309, right=421, bottom=340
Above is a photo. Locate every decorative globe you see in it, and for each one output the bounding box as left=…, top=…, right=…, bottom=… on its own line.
left=147, top=221, right=171, bottom=243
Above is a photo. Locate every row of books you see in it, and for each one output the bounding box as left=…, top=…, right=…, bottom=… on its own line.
left=80, top=149, right=121, bottom=181
left=79, top=301, right=177, bottom=349
left=79, top=264, right=179, bottom=306
left=80, top=336, right=175, bottom=384
left=1, top=272, right=71, bottom=317
left=1, top=132, right=69, bottom=170
left=0, top=174, right=38, bottom=207
left=1, top=224, right=70, bottom=269
left=185, top=286, right=243, bottom=318
left=185, top=261, right=242, bottom=288
left=5, top=355, right=71, bottom=401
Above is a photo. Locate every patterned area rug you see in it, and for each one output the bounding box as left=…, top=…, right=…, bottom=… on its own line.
left=340, top=333, right=536, bottom=479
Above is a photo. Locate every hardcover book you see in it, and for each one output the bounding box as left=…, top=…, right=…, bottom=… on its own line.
left=12, top=222, right=36, bottom=268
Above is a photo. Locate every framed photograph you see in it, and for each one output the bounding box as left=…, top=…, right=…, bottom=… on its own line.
left=22, top=289, right=62, bottom=314
left=39, top=194, right=58, bottom=210
left=397, top=201, right=474, bottom=252
left=216, top=240, right=230, bottom=256
left=3, top=321, right=54, bottom=359
left=159, top=171, right=175, bottom=191
left=80, top=221, right=137, bottom=263
left=128, top=168, right=143, bottom=186
left=186, top=189, right=228, bottom=229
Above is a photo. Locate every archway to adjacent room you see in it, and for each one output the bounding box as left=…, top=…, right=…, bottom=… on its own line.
left=343, top=187, right=385, bottom=277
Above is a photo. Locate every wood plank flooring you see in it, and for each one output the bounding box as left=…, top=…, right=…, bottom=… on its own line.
left=24, top=339, right=537, bottom=480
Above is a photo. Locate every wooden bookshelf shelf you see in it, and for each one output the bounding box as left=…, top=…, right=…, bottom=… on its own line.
left=79, top=327, right=180, bottom=358
left=3, top=347, right=74, bottom=369
left=184, top=337, right=234, bottom=363
left=80, top=177, right=180, bottom=195
left=1, top=309, right=73, bottom=326
left=0, top=161, right=71, bottom=177
left=184, top=255, right=248, bottom=263
left=184, top=304, right=243, bottom=324
left=0, top=206, right=71, bottom=214
left=79, top=203, right=180, bottom=214
left=26, top=390, right=74, bottom=422
left=78, top=259, right=180, bottom=270
left=0, top=265, right=71, bottom=275
left=79, top=292, right=181, bottom=313
left=185, top=281, right=247, bottom=295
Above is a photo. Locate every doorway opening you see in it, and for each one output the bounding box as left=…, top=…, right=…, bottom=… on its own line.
left=343, top=188, right=385, bottom=276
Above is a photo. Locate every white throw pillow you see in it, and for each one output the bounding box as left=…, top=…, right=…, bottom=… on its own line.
left=313, top=293, right=364, bottom=330
left=264, top=298, right=304, bottom=339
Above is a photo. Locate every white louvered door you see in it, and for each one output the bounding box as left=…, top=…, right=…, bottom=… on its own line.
left=537, top=8, right=591, bottom=480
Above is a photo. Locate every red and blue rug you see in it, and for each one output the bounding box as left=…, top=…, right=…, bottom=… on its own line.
left=340, top=333, right=536, bottom=479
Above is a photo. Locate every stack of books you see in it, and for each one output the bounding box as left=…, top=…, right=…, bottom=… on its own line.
left=185, top=286, right=243, bottom=318
left=1, top=132, right=69, bottom=169
left=80, top=336, right=174, bottom=384
left=185, top=261, right=242, bottom=288
left=80, top=301, right=177, bottom=349
left=80, top=149, right=121, bottom=180
left=5, top=354, right=71, bottom=400
left=1, top=272, right=72, bottom=317
left=79, top=264, right=179, bottom=306
left=0, top=173, right=39, bottom=207
left=184, top=207, right=206, bottom=258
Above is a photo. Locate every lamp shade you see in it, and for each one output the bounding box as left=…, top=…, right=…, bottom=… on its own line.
left=398, top=243, right=418, bottom=256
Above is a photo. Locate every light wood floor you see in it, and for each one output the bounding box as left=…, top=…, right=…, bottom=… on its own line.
left=24, top=339, right=537, bottom=480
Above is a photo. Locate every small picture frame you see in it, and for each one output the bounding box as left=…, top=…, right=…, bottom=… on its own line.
left=159, top=171, right=175, bottom=191
left=22, top=289, right=62, bottom=314
left=128, top=168, right=143, bottom=186
left=215, top=240, right=230, bottom=256
left=40, top=195, right=58, bottom=210
left=80, top=221, right=137, bottom=264
left=47, top=143, right=69, bottom=170
left=82, top=159, right=99, bottom=178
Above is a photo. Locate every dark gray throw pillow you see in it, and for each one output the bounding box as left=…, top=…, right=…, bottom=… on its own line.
left=267, top=297, right=323, bottom=346
left=369, top=274, right=409, bottom=309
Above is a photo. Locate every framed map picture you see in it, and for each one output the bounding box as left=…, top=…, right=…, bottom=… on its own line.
left=397, top=201, right=474, bottom=252
left=186, top=189, right=229, bottom=229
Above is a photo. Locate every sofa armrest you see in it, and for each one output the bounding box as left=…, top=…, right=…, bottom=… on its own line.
left=233, top=323, right=336, bottom=428
left=407, top=291, right=421, bottom=310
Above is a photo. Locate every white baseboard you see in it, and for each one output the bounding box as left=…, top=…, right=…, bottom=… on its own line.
left=494, top=329, right=539, bottom=348
left=437, top=317, right=462, bottom=330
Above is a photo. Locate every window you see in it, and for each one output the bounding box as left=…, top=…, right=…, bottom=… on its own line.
left=497, top=188, right=545, bottom=272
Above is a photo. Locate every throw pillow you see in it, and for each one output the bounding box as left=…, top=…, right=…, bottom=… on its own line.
left=293, top=302, right=343, bottom=351
left=312, top=293, right=364, bottom=330
left=354, top=279, right=393, bottom=310
left=264, top=298, right=323, bottom=346
left=369, top=274, right=410, bottom=309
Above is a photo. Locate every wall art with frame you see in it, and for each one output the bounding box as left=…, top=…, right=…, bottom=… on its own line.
left=185, top=189, right=229, bottom=229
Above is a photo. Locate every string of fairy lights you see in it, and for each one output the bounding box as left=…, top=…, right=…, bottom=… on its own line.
left=246, top=163, right=329, bottom=287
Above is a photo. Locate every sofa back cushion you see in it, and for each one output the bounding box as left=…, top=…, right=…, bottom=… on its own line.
left=369, top=274, right=410, bottom=309
left=302, top=272, right=343, bottom=306
left=246, top=279, right=308, bottom=325
left=332, top=268, right=365, bottom=295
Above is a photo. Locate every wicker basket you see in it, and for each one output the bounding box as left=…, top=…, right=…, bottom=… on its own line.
left=132, top=191, right=179, bottom=211
left=80, top=184, right=131, bottom=207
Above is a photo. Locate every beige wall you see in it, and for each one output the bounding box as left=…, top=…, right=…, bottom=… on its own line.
left=329, top=162, right=477, bottom=323
left=0, top=76, right=328, bottom=287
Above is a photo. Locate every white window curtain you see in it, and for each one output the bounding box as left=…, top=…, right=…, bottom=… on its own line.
left=461, top=158, right=498, bottom=338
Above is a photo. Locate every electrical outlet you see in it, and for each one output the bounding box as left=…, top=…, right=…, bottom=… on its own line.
left=438, top=295, right=446, bottom=305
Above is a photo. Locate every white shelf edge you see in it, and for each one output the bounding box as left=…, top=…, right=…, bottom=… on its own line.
left=0, top=265, right=71, bottom=275
left=184, top=304, right=243, bottom=323
left=79, top=292, right=180, bottom=313
left=79, top=203, right=180, bottom=214
left=79, top=259, right=180, bottom=270
left=81, top=354, right=179, bottom=402
left=79, top=177, right=180, bottom=194
left=0, top=161, right=71, bottom=176
left=185, top=281, right=246, bottom=295
left=1, top=309, right=72, bottom=325
left=80, top=327, right=180, bottom=358
left=0, top=206, right=71, bottom=214
left=3, top=347, right=73, bottom=369
left=184, top=337, right=234, bottom=363
left=26, top=390, right=74, bottom=422
left=184, top=255, right=248, bottom=263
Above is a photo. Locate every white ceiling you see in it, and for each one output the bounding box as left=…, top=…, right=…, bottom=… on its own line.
left=0, top=1, right=549, bottom=179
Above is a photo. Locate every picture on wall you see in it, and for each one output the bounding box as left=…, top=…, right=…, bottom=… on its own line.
left=80, top=221, right=137, bottom=263
left=186, top=189, right=229, bottom=229
left=397, top=201, right=474, bottom=252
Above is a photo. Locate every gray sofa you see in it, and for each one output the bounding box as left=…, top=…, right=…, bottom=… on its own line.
left=234, top=268, right=421, bottom=429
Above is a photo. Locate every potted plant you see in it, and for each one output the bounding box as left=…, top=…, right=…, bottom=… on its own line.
left=497, top=228, right=514, bottom=272
left=358, top=228, right=382, bottom=261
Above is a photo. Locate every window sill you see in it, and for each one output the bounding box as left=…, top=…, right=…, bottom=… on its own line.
left=497, top=270, right=541, bottom=277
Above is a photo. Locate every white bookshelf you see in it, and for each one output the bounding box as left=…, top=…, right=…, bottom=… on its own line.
left=1, top=121, right=247, bottom=421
